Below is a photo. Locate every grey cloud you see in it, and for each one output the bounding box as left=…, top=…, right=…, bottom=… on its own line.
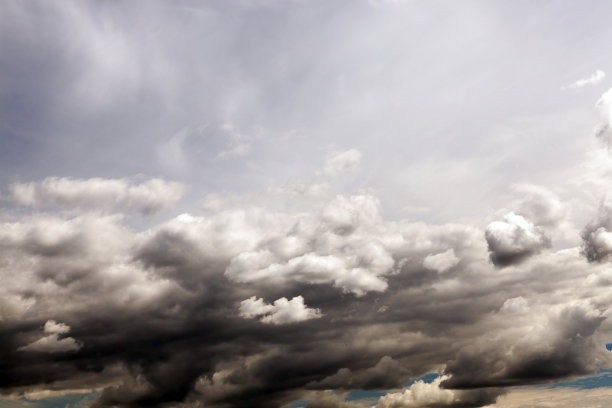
left=442, top=303, right=606, bottom=389
left=485, top=212, right=550, bottom=267
left=376, top=376, right=501, bottom=408
left=0, top=194, right=609, bottom=408
left=511, top=184, right=565, bottom=228
left=581, top=202, right=612, bottom=262
left=595, top=88, right=612, bottom=150
left=304, top=392, right=364, bottom=408
left=4, top=1, right=612, bottom=407
left=9, top=177, right=184, bottom=215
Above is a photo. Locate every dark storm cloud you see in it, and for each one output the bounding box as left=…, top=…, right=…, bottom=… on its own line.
left=442, top=304, right=605, bottom=389
left=2, top=185, right=610, bottom=408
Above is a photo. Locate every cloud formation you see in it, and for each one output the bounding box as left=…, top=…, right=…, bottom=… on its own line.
left=581, top=201, right=612, bottom=262
left=10, top=177, right=184, bottom=215
left=376, top=376, right=499, bottom=408
left=485, top=212, right=550, bottom=266
left=239, top=296, right=322, bottom=324
left=18, top=320, right=81, bottom=353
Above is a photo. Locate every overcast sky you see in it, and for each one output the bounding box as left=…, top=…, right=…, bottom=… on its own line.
left=4, top=1, right=612, bottom=407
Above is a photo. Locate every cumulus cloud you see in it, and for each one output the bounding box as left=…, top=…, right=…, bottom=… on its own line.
left=318, top=149, right=362, bottom=177
left=442, top=301, right=606, bottom=389
left=376, top=376, right=499, bottom=408
left=18, top=320, right=81, bottom=353
left=10, top=177, right=184, bottom=215
left=239, top=295, right=322, bottom=324
left=561, top=69, right=605, bottom=90
left=485, top=212, right=550, bottom=266
left=225, top=194, right=395, bottom=295
left=423, top=249, right=459, bottom=273
left=581, top=201, right=612, bottom=262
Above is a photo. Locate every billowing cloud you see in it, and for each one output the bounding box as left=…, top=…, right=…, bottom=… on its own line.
left=225, top=194, right=395, bottom=296
left=376, top=376, right=499, bottom=408
left=581, top=201, right=612, bottom=262
left=10, top=177, right=185, bottom=215
left=18, top=320, right=81, bottom=353
left=239, top=295, right=322, bottom=324
left=485, top=212, right=550, bottom=266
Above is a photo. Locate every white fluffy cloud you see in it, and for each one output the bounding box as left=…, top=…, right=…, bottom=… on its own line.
left=19, top=320, right=81, bottom=353
left=225, top=194, right=395, bottom=295
left=239, top=296, right=322, bottom=325
left=376, top=376, right=456, bottom=408
left=10, top=177, right=184, bottom=215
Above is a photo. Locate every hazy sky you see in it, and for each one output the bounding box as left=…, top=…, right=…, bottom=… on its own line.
left=4, top=1, right=612, bottom=407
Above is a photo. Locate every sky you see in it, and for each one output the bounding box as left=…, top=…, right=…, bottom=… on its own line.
left=4, top=1, right=612, bottom=407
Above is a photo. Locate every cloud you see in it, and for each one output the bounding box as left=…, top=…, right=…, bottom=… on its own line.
left=10, top=177, right=185, bottom=215
left=43, top=320, right=71, bottom=334
left=486, top=387, right=612, bottom=408
left=441, top=301, right=606, bottom=389
left=217, top=123, right=255, bottom=159
left=318, top=149, right=362, bottom=177
left=485, top=212, right=550, bottom=266
left=510, top=184, right=565, bottom=227
left=239, top=295, right=322, bottom=324
left=561, top=69, right=605, bottom=90
left=581, top=201, right=612, bottom=262
left=423, top=249, right=459, bottom=273
left=18, top=320, right=81, bottom=353
left=594, top=87, right=612, bottom=150
left=304, top=392, right=363, bottom=408
left=376, top=376, right=499, bottom=408
left=225, top=194, right=395, bottom=296
left=6, top=2, right=612, bottom=408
